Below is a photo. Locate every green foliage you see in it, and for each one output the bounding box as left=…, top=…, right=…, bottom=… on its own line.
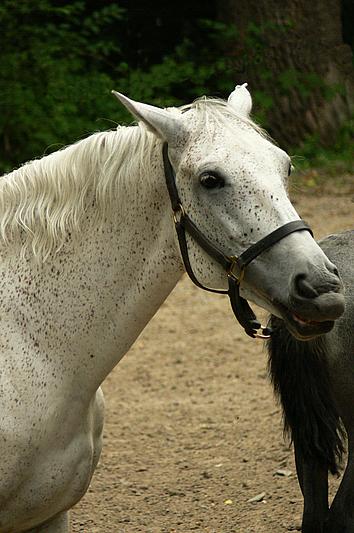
left=277, top=69, right=345, bottom=101
left=0, top=2, right=352, bottom=176
left=292, top=116, right=354, bottom=175
left=0, top=0, right=126, bottom=171
left=0, top=7, right=243, bottom=172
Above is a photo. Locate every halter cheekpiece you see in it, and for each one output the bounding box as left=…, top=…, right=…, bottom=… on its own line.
left=163, top=143, right=313, bottom=339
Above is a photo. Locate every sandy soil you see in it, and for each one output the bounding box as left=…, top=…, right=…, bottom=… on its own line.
left=71, top=178, right=354, bottom=533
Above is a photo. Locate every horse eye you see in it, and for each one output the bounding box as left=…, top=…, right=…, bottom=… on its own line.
left=200, top=173, right=225, bottom=190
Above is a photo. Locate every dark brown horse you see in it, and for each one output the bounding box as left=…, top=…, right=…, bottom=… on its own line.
left=268, top=229, right=354, bottom=533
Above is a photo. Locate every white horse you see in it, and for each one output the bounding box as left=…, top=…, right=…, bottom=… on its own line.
left=0, top=85, right=344, bottom=532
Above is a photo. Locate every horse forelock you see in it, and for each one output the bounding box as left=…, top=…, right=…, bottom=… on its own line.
left=178, top=97, right=273, bottom=143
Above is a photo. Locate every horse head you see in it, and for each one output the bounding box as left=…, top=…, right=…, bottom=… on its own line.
left=113, top=86, right=345, bottom=340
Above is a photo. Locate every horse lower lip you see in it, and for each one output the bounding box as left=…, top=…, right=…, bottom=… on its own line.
left=292, top=313, right=321, bottom=326
left=287, top=313, right=335, bottom=340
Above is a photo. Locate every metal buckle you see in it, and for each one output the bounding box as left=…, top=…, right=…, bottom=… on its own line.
left=173, top=203, right=185, bottom=224
left=227, top=256, right=244, bottom=283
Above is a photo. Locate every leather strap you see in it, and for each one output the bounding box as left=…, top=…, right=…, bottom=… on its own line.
left=182, top=215, right=231, bottom=272
left=174, top=219, right=227, bottom=294
left=163, top=143, right=182, bottom=211
left=236, top=220, right=313, bottom=271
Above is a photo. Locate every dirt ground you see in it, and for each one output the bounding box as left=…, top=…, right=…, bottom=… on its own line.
left=71, top=177, right=354, bottom=533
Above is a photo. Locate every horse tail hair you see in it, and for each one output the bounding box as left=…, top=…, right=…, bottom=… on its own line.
left=267, top=316, right=345, bottom=475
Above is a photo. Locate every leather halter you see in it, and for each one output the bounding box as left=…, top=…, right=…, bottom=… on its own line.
left=162, top=143, right=313, bottom=339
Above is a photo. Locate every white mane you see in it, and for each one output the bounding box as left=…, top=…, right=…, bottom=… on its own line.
left=0, top=98, right=268, bottom=261
left=0, top=124, right=159, bottom=260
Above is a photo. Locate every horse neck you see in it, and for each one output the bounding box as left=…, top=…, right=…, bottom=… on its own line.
left=57, top=129, right=184, bottom=391
left=0, top=128, right=184, bottom=399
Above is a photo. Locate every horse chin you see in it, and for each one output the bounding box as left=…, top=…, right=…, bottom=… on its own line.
left=281, top=310, right=335, bottom=340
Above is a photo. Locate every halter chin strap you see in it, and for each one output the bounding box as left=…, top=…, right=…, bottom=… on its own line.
left=162, top=143, right=313, bottom=339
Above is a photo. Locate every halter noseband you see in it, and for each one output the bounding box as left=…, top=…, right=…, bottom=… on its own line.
left=163, top=143, right=313, bottom=339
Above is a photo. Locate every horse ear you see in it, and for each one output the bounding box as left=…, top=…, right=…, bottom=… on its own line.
left=227, top=83, right=252, bottom=117
left=112, top=91, right=186, bottom=142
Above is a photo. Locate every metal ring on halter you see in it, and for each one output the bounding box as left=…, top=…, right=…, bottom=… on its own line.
left=173, top=203, right=185, bottom=224
left=254, top=328, right=272, bottom=340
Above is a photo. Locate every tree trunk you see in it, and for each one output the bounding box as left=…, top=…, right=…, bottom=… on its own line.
left=217, top=0, right=354, bottom=148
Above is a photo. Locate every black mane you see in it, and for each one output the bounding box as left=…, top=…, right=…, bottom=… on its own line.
left=267, top=315, right=345, bottom=475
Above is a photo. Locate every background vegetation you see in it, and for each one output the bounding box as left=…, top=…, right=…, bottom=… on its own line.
left=0, top=0, right=353, bottom=176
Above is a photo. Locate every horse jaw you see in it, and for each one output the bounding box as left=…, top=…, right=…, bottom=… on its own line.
left=111, top=90, right=188, bottom=144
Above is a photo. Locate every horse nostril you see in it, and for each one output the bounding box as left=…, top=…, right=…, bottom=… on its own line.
left=294, top=273, right=319, bottom=299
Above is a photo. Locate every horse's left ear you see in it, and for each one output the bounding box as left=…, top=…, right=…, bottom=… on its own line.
left=227, top=83, right=252, bottom=117
left=112, top=91, right=186, bottom=143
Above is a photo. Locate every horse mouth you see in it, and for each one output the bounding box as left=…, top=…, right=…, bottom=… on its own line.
left=283, top=310, right=335, bottom=340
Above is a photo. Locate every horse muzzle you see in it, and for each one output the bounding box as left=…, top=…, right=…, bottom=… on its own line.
left=284, top=265, right=345, bottom=339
